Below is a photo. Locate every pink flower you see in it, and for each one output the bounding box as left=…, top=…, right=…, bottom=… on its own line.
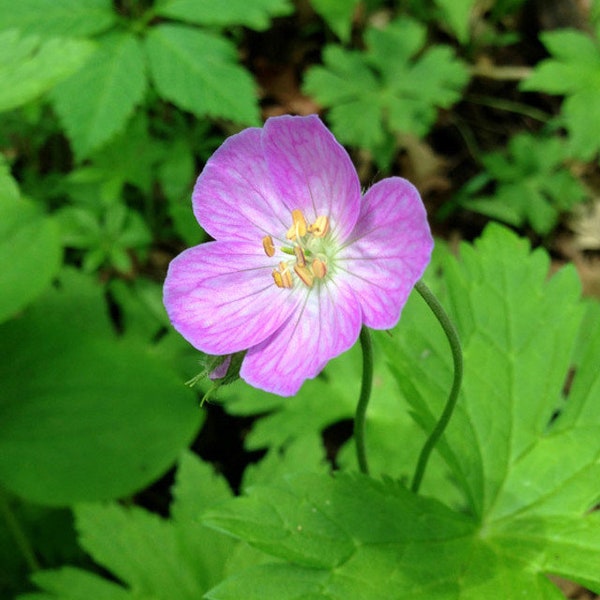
left=163, top=115, right=433, bottom=396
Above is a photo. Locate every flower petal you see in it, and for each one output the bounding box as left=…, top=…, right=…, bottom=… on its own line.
left=163, top=241, right=302, bottom=355
left=193, top=128, right=290, bottom=243
left=240, top=279, right=362, bottom=396
left=337, top=178, right=433, bottom=329
left=262, top=115, right=361, bottom=243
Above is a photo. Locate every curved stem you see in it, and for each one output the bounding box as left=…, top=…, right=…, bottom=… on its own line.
left=354, top=327, right=373, bottom=475
left=411, top=280, right=463, bottom=494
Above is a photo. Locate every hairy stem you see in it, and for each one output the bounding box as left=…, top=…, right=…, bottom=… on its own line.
left=354, top=327, right=374, bottom=475
left=411, top=280, right=463, bottom=494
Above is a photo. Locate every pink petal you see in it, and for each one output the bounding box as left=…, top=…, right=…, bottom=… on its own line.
left=262, top=115, right=361, bottom=244
left=336, top=178, right=433, bottom=329
left=163, top=241, right=303, bottom=355
left=240, top=280, right=362, bottom=396
left=193, top=128, right=290, bottom=243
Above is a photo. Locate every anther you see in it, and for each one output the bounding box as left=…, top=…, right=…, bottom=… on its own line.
left=312, top=257, right=327, bottom=279
left=294, top=245, right=306, bottom=267
left=262, top=235, right=275, bottom=257
left=294, top=264, right=314, bottom=288
left=286, top=209, right=307, bottom=240
left=272, top=263, right=293, bottom=288
left=308, top=215, right=330, bottom=238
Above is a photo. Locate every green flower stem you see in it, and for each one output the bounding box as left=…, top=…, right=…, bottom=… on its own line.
left=0, top=487, right=40, bottom=572
left=354, top=326, right=373, bottom=475
left=411, top=280, right=463, bottom=494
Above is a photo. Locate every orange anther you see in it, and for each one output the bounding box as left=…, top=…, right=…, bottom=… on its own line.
left=294, top=264, right=314, bottom=288
left=308, top=215, right=330, bottom=238
left=262, top=235, right=275, bottom=257
left=312, top=257, right=327, bottom=279
left=286, top=209, right=307, bottom=239
left=272, top=265, right=293, bottom=289
left=294, top=245, right=306, bottom=267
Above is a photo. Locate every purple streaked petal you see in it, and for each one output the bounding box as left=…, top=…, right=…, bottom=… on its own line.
left=262, top=115, right=361, bottom=244
left=240, top=280, right=362, bottom=396
left=193, top=128, right=290, bottom=243
left=163, top=241, right=302, bottom=355
left=336, top=178, right=433, bottom=330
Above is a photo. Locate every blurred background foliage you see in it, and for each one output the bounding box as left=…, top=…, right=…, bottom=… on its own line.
left=1, top=0, right=600, bottom=597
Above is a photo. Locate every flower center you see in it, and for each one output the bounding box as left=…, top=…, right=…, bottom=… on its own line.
left=263, top=209, right=331, bottom=289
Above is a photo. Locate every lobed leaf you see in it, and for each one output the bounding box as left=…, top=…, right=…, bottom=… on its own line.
left=24, top=453, right=237, bottom=599
left=145, top=24, right=260, bottom=126
left=521, top=28, right=600, bottom=159
left=309, top=0, right=360, bottom=42
left=156, top=0, right=293, bottom=30
left=0, top=270, right=202, bottom=505
left=0, top=0, right=115, bottom=38
left=0, top=193, right=62, bottom=324
left=433, top=0, right=476, bottom=44
left=51, top=32, right=146, bottom=160
left=204, top=225, right=600, bottom=598
left=303, top=17, right=468, bottom=166
left=0, top=30, right=95, bottom=112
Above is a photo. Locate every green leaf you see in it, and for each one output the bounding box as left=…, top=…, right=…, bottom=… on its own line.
left=458, top=133, right=587, bottom=234
left=51, top=32, right=146, bottom=160
left=0, top=194, right=62, bottom=324
left=0, top=270, right=202, bottom=505
left=0, top=0, right=115, bottom=37
left=28, top=567, right=132, bottom=600
left=206, top=225, right=600, bottom=598
left=145, top=24, right=260, bottom=126
left=0, top=30, right=95, bottom=112
left=204, top=473, right=478, bottom=599
left=155, top=0, right=293, bottom=30
left=303, top=17, right=469, bottom=167
left=433, top=0, right=476, bottom=43
left=309, top=0, right=360, bottom=42
left=521, top=28, right=600, bottom=160
left=25, top=453, right=237, bottom=599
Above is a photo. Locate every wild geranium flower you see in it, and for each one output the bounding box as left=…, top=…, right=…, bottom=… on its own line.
left=163, top=115, right=433, bottom=396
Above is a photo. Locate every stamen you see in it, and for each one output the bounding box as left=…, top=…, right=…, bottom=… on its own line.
left=308, top=215, right=330, bottom=238
left=272, top=263, right=293, bottom=288
left=286, top=209, right=307, bottom=240
left=294, top=264, right=314, bottom=288
left=312, top=257, right=327, bottom=279
left=280, top=265, right=293, bottom=288
left=294, top=245, right=306, bottom=267
left=262, top=235, right=275, bottom=257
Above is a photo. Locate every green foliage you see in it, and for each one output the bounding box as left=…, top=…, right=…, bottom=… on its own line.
left=0, top=270, right=202, bottom=506
left=144, top=24, right=260, bottom=127
left=201, top=225, right=600, bottom=598
left=0, top=0, right=270, bottom=160
left=303, top=17, right=469, bottom=168
left=3, top=3, right=600, bottom=598
left=56, top=202, right=151, bottom=273
left=50, top=33, right=146, bottom=161
left=0, top=0, right=116, bottom=37
left=521, top=27, right=600, bottom=160
left=309, top=0, right=360, bottom=42
left=455, top=133, right=588, bottom=234
left=0, top=169, right=62, bottom=324
left=0, top=30, right=94, bottom=113
left=20, top=452, right=236, bottom=599
left=432, top=0, right=475, bottom=43
left=155, top=0, right=294, bottom=30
